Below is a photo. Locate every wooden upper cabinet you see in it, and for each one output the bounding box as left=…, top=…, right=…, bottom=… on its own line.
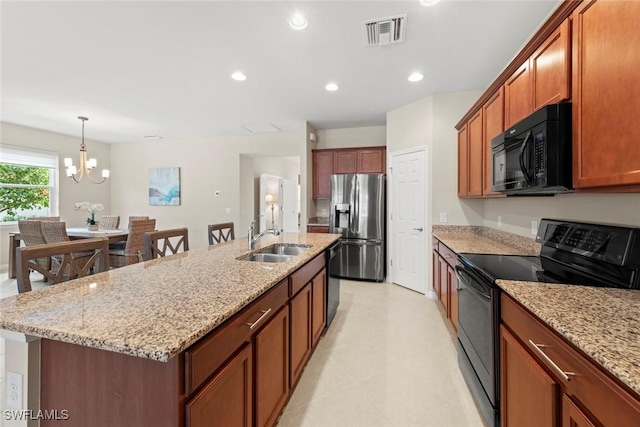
left=572, top=0, right=640, bottom=190
left=482, top=88, right=505, bottom=197
left=467, top=110, right=483, bottom=197
left=312, top=151, right=333, bottom=199
left=504, top=61, right=533, bottom=128
left=457, top=125, right=469, bottom=198
left=357, top=148, right=386, bottom=173
left=333, top=150, right=358, bottom=174
left=313, top=147, right=386, bottom=199
left=531, top=19, right=571, bottom=111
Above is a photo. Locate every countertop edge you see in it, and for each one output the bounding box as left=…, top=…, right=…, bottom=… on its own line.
left=0, top=234, right=341, bottom=362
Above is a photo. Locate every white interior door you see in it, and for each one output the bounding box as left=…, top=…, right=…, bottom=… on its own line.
left=280, top=178, right=298, bottom=232
left=391, top=149, right=426, bottom=294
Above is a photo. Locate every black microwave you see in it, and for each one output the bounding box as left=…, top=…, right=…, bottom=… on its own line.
left=492, top=102, right=572, bottom=195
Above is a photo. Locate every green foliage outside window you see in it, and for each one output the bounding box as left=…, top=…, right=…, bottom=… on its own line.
left=0, top=164, right=51, bottom=218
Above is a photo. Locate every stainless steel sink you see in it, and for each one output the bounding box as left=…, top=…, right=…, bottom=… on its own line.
left=257, top=244, right=311, bottom=256
left=239, top=253, right=295, bottom=263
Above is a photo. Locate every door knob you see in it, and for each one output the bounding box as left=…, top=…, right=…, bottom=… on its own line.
left=413, top=227, right=424, bottom=232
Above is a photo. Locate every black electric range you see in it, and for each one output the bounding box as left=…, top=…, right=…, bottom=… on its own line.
left=459, top=218, right=640, bottom=290
left=455, top=219, right=640, bottom=427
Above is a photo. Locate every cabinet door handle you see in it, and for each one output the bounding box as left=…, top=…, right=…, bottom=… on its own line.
left=528, top=340, right=575, bottom=382
left=246, top=308, right=272, bottom=330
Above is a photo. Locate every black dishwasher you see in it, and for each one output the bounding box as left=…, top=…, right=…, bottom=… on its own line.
left=326, top=240, right=341, bottom=327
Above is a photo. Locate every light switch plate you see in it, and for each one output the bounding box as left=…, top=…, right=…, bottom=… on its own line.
left=531, top=220, right=538, bottom=235
left=439, top=212, right=448, bottom=223
left=225, top=208, right=231, bottom=214
left=497, top=216, right=502, bottom=227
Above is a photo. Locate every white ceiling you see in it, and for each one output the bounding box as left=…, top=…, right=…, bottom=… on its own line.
left=1, top=0, right=559, bottom=144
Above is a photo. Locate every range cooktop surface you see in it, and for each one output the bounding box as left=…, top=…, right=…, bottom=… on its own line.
left=457, top=253, right=627, bottom=288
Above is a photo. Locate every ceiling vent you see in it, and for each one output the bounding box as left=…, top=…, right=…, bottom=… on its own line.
left=362, top=14, right=407, bottom=47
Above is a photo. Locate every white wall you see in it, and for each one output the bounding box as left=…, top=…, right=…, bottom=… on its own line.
left=314, top=126, right=386, bottom=150
left=386, top=91, right=483, bottom=227
left=1, top=122, right=112, bottom=269
left=484, top=193, right=640, bottom=237
left=109, top=130, right=307, bottom=250
left=431, top=91, right=484, bottom=226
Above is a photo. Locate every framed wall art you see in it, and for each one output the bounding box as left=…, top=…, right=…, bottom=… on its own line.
left=149, top=167, right=181, bottom=206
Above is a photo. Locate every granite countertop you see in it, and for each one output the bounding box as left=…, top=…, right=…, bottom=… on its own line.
left=0, top=233, right=341, bottom=362
left=498, top=280, right=640, bottom=397
left=432, top=225, right=540, bottom=255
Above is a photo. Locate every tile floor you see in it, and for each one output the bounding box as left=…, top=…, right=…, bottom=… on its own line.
left=276, top=279, right=484, bottom=427
left=0, top=273, right=484, bottom=427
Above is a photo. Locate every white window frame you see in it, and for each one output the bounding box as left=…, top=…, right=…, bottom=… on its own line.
left=0, top=144, right=59, bottom=225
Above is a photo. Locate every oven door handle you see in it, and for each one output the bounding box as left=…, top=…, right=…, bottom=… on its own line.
left=518, top=130, right=534, bottom=185
left=455, top=266, right=491, bottom=299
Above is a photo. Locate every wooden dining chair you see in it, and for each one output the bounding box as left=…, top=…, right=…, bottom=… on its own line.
left=100, top=215, right=120, bottom=230
left=109, top=219, right=156, bottom=268
left=208, top=222, right=235, bottom=245
left=143, top=228, right=189, bottom=260
left=41, top=221, right=96, bottom=275
left=18, top=220, right=51, bottom=273
left=16, top=237, right=110, bottom=293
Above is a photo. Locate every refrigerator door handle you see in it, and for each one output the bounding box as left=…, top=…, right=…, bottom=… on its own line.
left=341, top=239, right=382, bottom=246
left=353, top=176, right=360, bottom=233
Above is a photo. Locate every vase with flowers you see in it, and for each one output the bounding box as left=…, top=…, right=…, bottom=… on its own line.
left=75, top=202, right=104, bottom=231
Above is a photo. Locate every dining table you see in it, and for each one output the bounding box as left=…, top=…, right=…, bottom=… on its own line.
left=7, top=228, right=128, bottom=279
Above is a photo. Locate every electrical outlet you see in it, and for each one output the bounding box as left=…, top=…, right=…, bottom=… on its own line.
left=439, top=212, right=448, bottom=223
left=531, top=220, right=538, bottom=235
left=7, top=371, right=22, bottom=409
left=225, top=208, right=231, bottom=214
left=497, top=216, right=502, bottom=227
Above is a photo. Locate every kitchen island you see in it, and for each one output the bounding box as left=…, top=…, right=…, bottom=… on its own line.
left=0, top=232, right=340, bottom=427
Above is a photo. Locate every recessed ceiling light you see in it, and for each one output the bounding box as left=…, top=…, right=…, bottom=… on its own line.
left=408, top=72, right=424, bottom=82
left=325, top=83, right=339, bottom=92
left=420, top=0, right=441, bottom=6
left=289, top=13, right=308, bottom=30
left=231, top=71, right=247, bottom=81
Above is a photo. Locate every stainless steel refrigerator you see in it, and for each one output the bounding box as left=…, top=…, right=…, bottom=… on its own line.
left=329, top=173, right=385, bottom=282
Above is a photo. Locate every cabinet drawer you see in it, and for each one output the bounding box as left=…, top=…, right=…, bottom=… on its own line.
left=185, top=279, right=288, bottom=394
left=290, top=253, right=326, bottom=297
left=438, top=243, right=457, bottom=267
left=501, top=294, right=640, bottom=427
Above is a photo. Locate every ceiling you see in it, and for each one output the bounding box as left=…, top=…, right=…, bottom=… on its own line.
left=1, top=1, right=559, bottom=144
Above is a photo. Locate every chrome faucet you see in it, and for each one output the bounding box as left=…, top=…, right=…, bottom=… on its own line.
left=248, top=221, right=280, bottom=250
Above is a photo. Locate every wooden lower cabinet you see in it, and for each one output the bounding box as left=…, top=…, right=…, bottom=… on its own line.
left=255, top=306, right=290, bottom=427
left=290, top=283, right=312, bottom=386
left=311, top=270, right=326, bottom=347
left=186, top=344, right=253, bottom=427
left=500, top=325, right=557, bottom=427
left=501, top=294, right=640, bottom=427
left=432, top=239, right=458, bottom=332
left=447, top=264, right=458, bottom=332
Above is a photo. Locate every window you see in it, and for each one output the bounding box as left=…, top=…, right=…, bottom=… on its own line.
left=0, top=145, right=59, bottom=223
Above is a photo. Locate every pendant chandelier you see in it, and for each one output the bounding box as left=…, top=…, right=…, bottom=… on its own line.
left=64, top=116, right=110, bottom=184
